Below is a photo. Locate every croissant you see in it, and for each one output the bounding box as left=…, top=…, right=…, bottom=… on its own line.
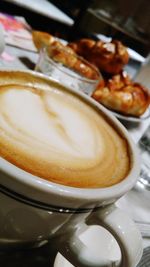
left=32, top=30, right=55, bottom=50
left=68, top=39, right=129, bottom=74
left=92, top=71, right=150, bottom=117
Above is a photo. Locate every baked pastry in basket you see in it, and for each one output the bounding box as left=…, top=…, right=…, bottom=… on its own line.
left=46, top=41, right=100, bottom=80
left=32, top=31, right=100, bottom=80
left=68, top=39, right=129, bottom=74
left=92, top=71, right=150, bottom=117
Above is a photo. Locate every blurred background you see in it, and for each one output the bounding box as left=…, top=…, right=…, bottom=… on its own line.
left=1, top=0, right=150, bottom=57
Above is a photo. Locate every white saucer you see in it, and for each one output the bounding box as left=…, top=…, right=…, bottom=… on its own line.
left=110, top=107, right=150, bottom=123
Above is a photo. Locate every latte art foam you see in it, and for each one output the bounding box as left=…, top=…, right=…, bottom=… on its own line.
left=0, top=83, right=130, bottom=188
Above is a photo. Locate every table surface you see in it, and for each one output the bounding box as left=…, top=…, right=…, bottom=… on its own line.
left=2, top=0, right=74, bottom=26
left=0, top=43, right=150, bottom=267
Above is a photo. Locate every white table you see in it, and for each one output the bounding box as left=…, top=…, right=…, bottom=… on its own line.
left=2, top=0, right=74, bottom=26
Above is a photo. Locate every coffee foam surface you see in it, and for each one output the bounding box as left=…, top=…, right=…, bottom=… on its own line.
left=0, top=84, right=130, bottom=188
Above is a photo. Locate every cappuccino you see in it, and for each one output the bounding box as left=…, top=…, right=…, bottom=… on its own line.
left=0, top=71, right=130, bottom=188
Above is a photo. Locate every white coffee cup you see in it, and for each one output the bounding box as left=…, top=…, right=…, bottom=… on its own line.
left=0, top=70, right=142, bottom=267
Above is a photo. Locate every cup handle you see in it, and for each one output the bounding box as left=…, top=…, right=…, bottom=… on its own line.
left=59, top=204, right=143, bottom=267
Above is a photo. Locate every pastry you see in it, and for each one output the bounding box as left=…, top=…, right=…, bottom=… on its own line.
left=68, top=39, right=129, bottom=74
left=92, top=71, right=150, bottom=117
left=32, top=30, right=55, bottom=50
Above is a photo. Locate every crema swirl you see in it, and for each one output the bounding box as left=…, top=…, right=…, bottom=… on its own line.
left=0, top=72, right=130, bottom=188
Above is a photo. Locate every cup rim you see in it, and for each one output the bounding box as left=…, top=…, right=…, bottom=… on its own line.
left=0, top=70, right=140, bottom=207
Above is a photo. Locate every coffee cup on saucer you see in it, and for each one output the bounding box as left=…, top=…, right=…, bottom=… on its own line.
left=0, top=70, right=143, bottom=267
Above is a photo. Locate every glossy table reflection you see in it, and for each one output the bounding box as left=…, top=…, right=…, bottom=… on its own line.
left=0, top=241, right=57, bottom=267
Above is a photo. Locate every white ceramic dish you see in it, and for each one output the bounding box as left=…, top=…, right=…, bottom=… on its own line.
left=110, top=106, right=150, bottom=122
